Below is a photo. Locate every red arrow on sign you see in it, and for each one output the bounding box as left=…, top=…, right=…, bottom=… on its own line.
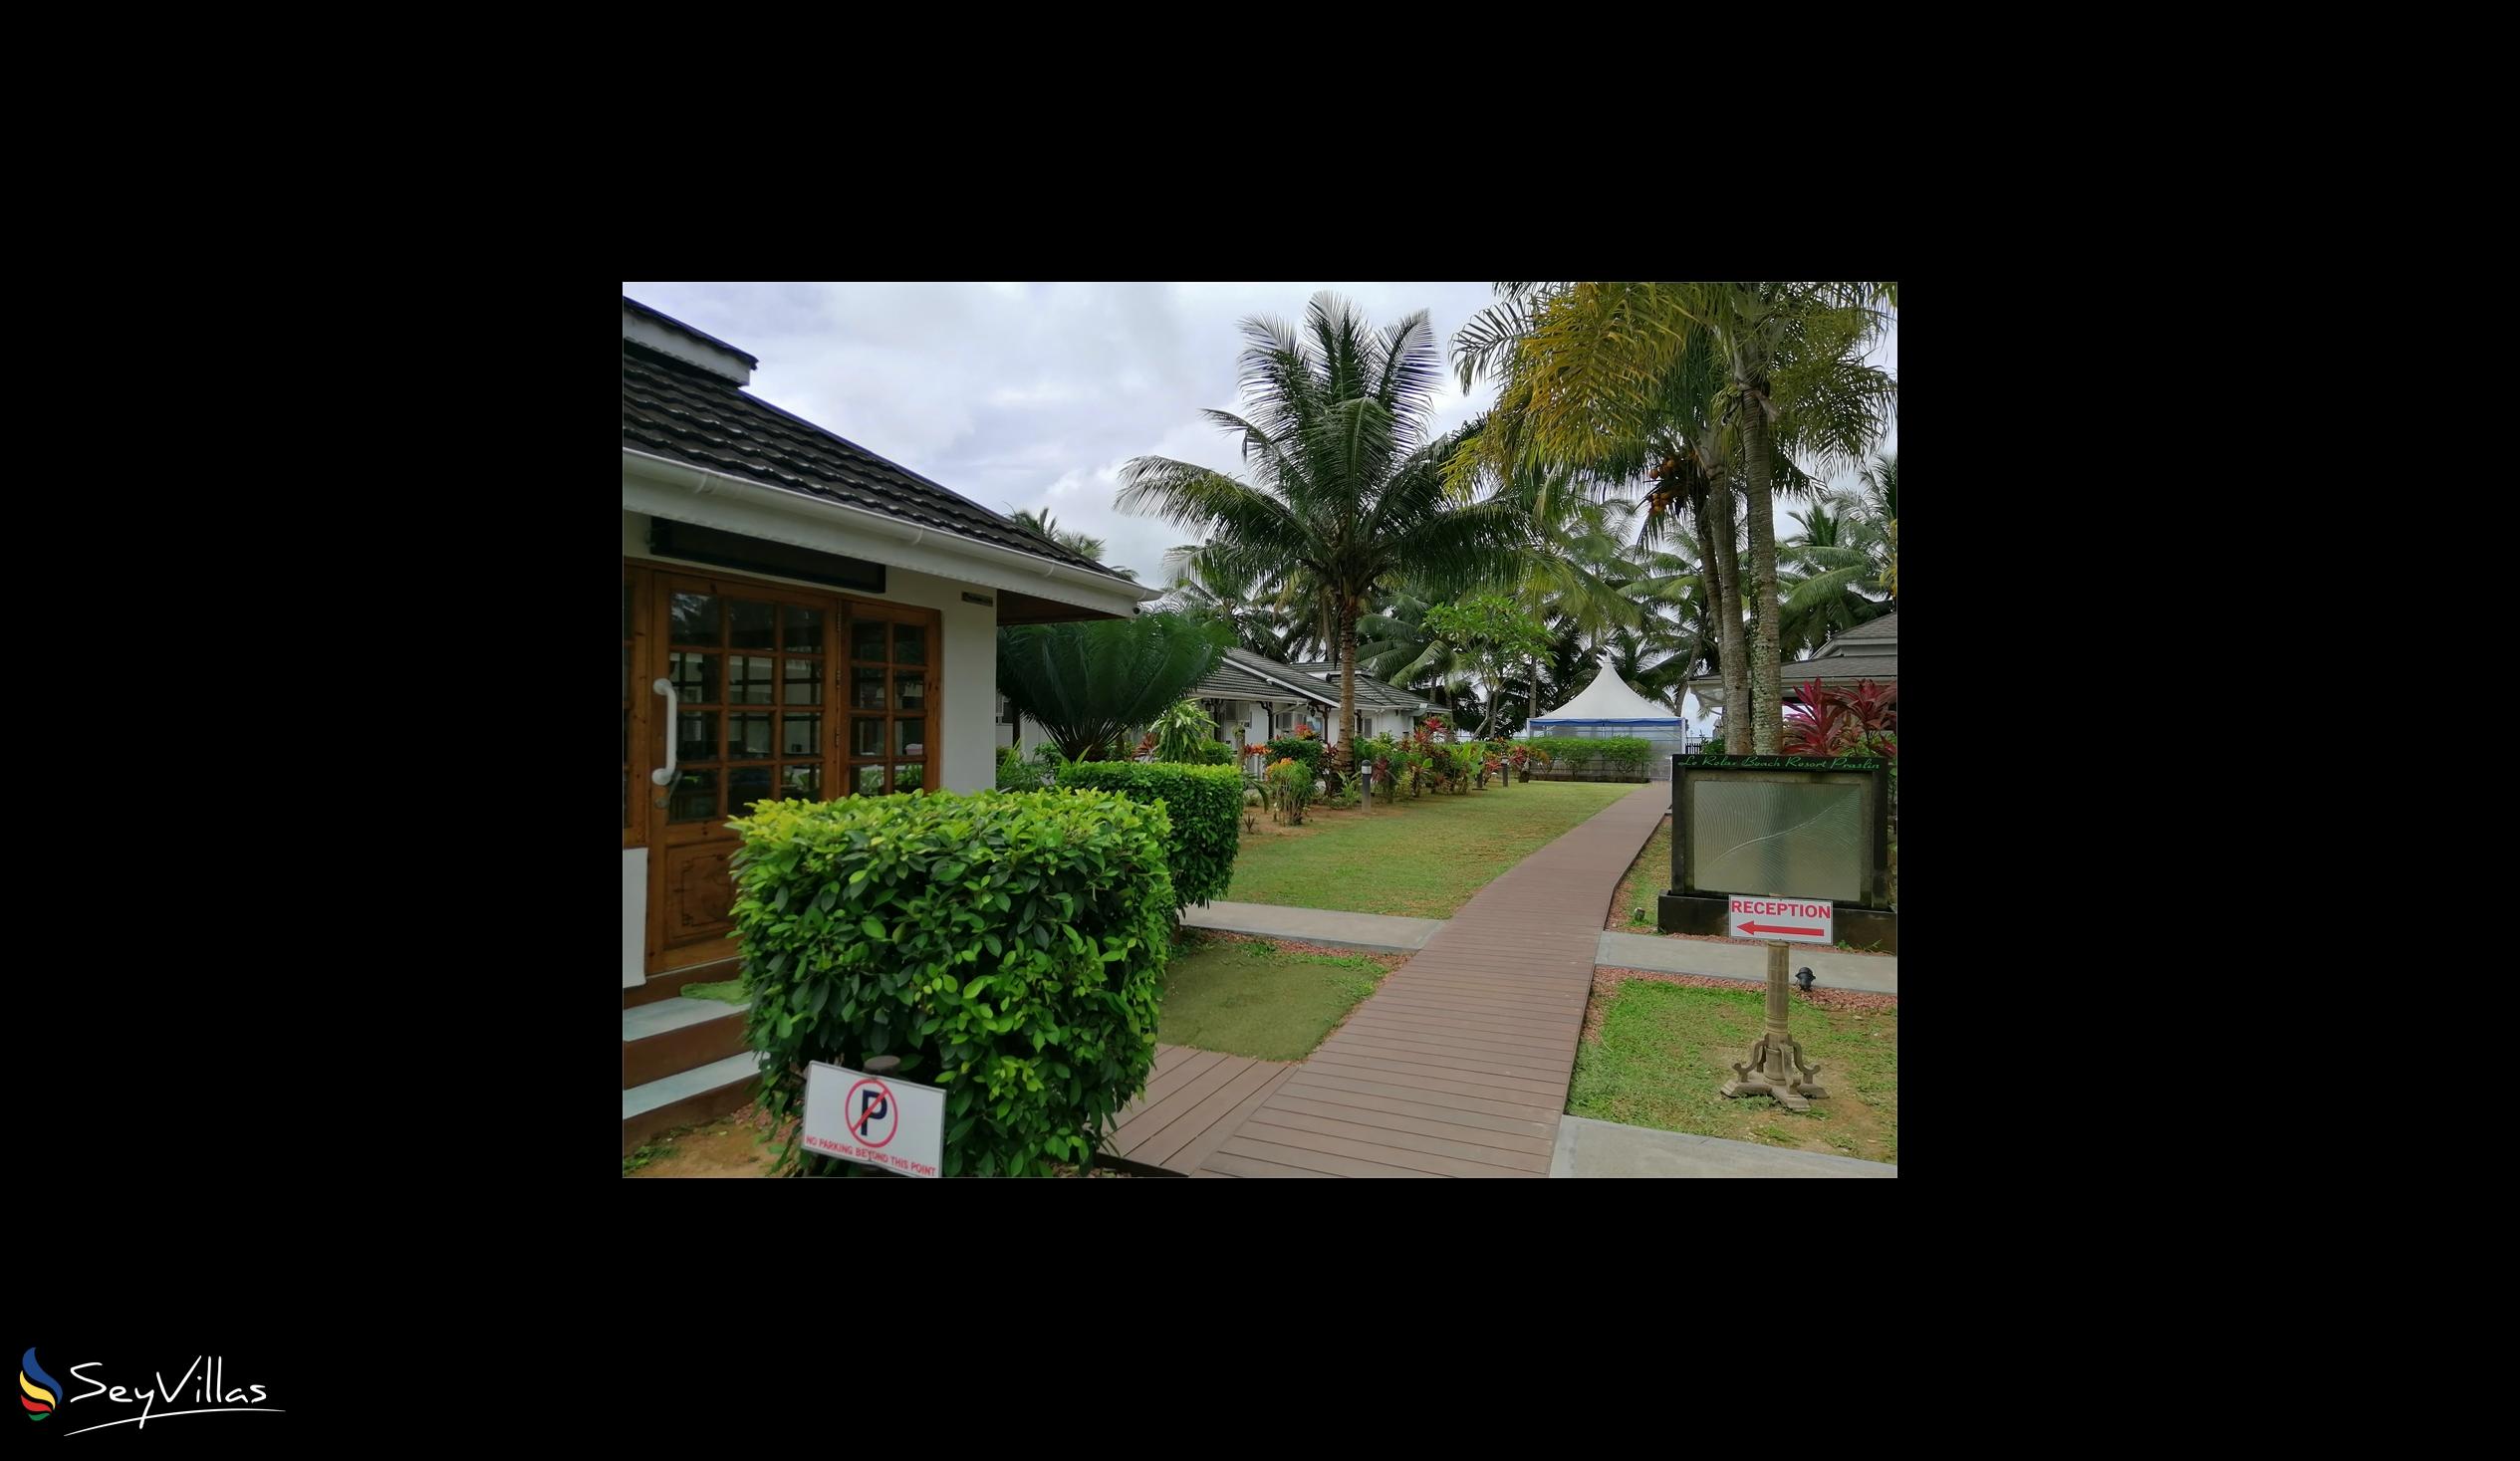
left=1739, top=921, right=1824, bottom=937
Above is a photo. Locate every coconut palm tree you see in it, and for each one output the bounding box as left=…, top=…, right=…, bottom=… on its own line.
left=1477, top=461, right=1657, bottom=735
left=1638, top=284, right=1893, bottom=748
left=1154, top=545, right=1314, bottom=659
left=1451, top=282, right=1893, bottom=752
left=1117, top=294, right=1527, bottom=786
left=1358, top=583, right=1475, bottom=708
left=1860, top=452, right=1897, bottom=605
left=1005, top=505, right=1137, bottom=582
left=1779, top=493, right=1890, bottom=658
left=1456, top=291, right=1758, bottom=749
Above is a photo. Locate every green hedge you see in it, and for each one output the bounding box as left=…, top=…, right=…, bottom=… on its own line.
left=1530, top=734, right=1652, bottom=779
left=1056, top=761, right=1244, bottom=911
left=727, top=789, right=1171, bottom=1178
left=1160, top=740, right=1234, bottom=766
left=1599, top=736, right=1651, bottom=777
left=1266, top=734, right=1326, bottom=777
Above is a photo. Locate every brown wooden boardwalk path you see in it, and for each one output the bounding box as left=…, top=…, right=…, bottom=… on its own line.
left=1195, top=781, right=1669, bottom=1177
left=1100, top=1044, right=1295, bottom=1175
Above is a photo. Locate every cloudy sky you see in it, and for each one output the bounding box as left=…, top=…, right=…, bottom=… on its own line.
left=622, top=282, right=1897, bottom=596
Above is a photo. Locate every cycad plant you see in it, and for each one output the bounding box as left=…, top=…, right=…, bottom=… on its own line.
left=996, top=612, right=1229, bottom=760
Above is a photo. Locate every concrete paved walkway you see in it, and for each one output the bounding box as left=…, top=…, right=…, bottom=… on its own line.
left=1550, top=1114, right=1897, bottom=1177
left=1196, top=783, right=1669, bottom=1177
left=1186, top=909, right=1900, bottom=996
left=1597, top=931, right=1898, bottom=994
left=1183, top=899, right=1442, bottom=953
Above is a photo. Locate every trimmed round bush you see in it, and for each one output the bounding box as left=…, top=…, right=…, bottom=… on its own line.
left=728, top=789, right=1171, bottom=1178
left=1056, top=760, right=1244, bottom=911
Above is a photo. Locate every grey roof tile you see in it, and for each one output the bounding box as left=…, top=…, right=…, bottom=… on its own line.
left=622, top=342, right=1116, bottom=577
left=1831, top=611, right=1897, bottom=644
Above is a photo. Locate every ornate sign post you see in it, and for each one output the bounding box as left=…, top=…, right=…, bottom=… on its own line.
left=1720, top=942, right=1830, bottom=1111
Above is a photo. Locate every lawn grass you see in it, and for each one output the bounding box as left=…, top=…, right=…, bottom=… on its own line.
left=1224, top=778, right=1632, bottom=918
left=1569, top=975, right=1897, bottom=1163
left=1154, top=931, right=1397, bottom=1061
left=1607, top=816, right=1671, bottom=931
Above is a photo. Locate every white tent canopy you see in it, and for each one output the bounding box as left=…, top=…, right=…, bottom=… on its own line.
left=1531, top=653, right=1685, bottom=727
left=1529, top=653, right=1691, bottom=777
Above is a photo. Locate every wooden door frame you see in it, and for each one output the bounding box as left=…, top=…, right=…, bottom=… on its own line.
left=626, top=564, right=651, bottom=851
left=630, top=558, right=942, bottom=976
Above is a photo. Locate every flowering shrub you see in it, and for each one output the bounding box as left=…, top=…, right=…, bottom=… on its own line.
left=1265, top=757, right=1314, bottom=825
left=1266, top=734, right=1326, bottom=780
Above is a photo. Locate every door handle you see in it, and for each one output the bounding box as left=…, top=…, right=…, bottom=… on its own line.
left=650, top=677, right=679, bottom=785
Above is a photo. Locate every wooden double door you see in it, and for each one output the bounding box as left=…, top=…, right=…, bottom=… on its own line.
left=625, top=563, right=940, bottom=975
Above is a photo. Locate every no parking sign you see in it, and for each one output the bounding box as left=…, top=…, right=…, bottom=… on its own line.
left=803, top=1061, right=946, bottom=1177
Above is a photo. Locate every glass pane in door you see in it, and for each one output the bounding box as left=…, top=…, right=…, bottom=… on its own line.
left=676, top=711, right=719, bottom=764
left=669, top=769, right=719, bottom=822
left=670, top=594, right=720, bottom=643
left=728, top=765, right=773, bottom=814
left=729, top=656, right=774, bottom=704
left=669, top=653, right=718, bottom=702
left=728, top=599, right=776, bottom=649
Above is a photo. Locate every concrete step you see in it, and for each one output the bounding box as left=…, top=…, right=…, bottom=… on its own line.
left=622, top=997, right=752, bottom=1090
left=623, top=1050, right=764, bottom=1157
left=624, top=956, right=743, bottom=1009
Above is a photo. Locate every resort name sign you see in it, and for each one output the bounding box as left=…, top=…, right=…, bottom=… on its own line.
left=1726, top=895, right=1834, bottom=945
left=803, top=1061, right=945, bottom=1177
